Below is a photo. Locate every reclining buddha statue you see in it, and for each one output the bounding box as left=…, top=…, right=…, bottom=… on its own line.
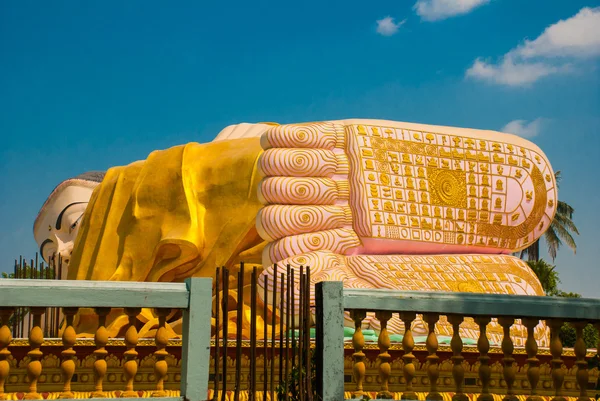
left=34, top=119, right=556, bottom=346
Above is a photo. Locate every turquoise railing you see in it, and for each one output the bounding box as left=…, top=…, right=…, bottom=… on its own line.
left=0, top=278, right=212, bottom=401
left=315, top=281, right=600, bottom=401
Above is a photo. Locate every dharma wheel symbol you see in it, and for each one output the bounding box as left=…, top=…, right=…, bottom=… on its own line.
left=428, top=168, right=467, bottom=209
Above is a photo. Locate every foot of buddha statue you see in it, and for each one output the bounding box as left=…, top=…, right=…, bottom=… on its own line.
left=255, top=119, right=557, bottom=346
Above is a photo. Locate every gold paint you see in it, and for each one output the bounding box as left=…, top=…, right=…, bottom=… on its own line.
left=374, top=212, right=382, bottom=223
left=380, top=173, right=390, bottom=186
left=384, top=201, right=393, bottom=211
left=525, top=191, right=532, bottom=202
left=357, top=125, right=367, bottom=135
left=515, top=170, right=522, bottom=179
left=370, top=184, right=378, bottom=197
left=511, top=213, right=520, bottom=222
left=496, top=180, right=503, bottom=191
left=494, top=215, right=502, bottom=224
left=365, top=160, right=375, bottom=170
left=428, top=168, right=467, bottom=209
left=478, top=164, right=547, bottom=239
left=548, top=199, right=554, bottom=207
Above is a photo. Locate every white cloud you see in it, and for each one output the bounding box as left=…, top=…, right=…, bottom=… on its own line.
left=376, top=16, right=405, bottom=36
left=466, top=7, right=600, bottom=86
left=501, top=118, right=544, bottom=138
left=515, top=7, right=600, bottom=59
left=414, top=0, right=490, bottom=21
left=466, top=57, right=566, bottom=86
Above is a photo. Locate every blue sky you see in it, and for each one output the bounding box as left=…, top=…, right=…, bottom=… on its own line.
left=1, top=0, right=599, bottom=296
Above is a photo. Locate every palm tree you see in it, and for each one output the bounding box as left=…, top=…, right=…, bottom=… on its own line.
left=520, top=171, right=579, bottom=261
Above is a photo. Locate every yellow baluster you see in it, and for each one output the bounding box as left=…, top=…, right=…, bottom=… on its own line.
left=59, top=307, right=78, bottom=399
left=375, top=311, right=393, bottom=399
left=152, top=308, right=171, bottom=397
left=92, top=308, right=110, bottom=398
left=122, top=307, right=141, bottom=398
left=0, top=308, right=14, bottom=401
left=498, top=317, right=517, bottom=401
left=523, top=318, right=542, bottom=401
left=25, top=307, right=45, bottom=400
left=572, top=321, right=589, bottom=401
left=400, top=312, right=417, bottom=400
left=425, top=313, right=441, bottom=401
left=548, top=319, right=566, bottom=401
left=350, top=310, right=366, bottom=399
left=475, top=316, right=492, bottom=401
left=448, top=315, right=467, bottom=401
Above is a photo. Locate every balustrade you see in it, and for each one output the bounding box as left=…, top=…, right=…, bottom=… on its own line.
left=316, top=282, right=600, bottom=401
left=0, top=278, right=211, bottom=401
left=0, top=308, right=13, bottom=401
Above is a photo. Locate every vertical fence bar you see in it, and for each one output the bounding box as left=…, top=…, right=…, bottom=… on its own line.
left=221, top=267, right=229, bottom=401
left=12, top=260, right=17, bottom=337
left=298, top=266, right=304, bottom=400
left=214, top=266, right=221, bottom=401
left=315, top=281, right=344, bottom=401
left=181, top=278, right=213, bottom=401
left=270, top=265, right=278, bottom=401
left=234, top=263, right=244, bottom=401
left=263, top=273, right=268, bottom=401
left=305, top=269, right=312, bottom=401
left=250, top=267, right=257, bottom=401
left=285, top=267, right=291, bottom=401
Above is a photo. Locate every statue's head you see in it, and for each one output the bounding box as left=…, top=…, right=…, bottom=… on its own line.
left=33, top=171, right=105, bottom=269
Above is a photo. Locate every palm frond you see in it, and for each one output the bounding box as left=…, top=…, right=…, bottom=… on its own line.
left=554, top=171, right=562, bottom=188
left=553, top=212, right=580, bottom=235
left=544, top=227, right=562, bottom=261
left=550, top=220, right=578, bottom=253
left=556, top=200, right=575, bottom=219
